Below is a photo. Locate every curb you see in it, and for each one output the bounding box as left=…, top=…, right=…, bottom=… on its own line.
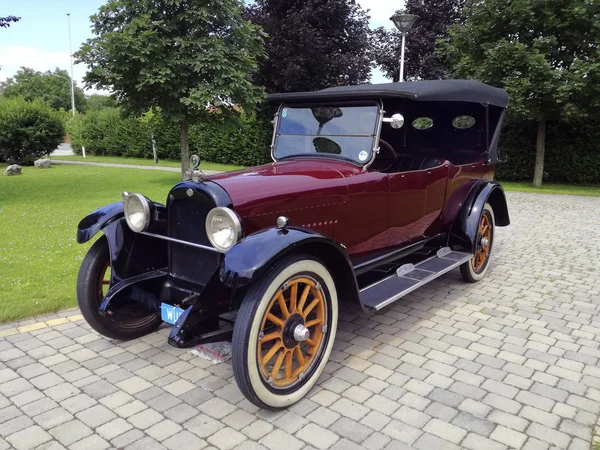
left=0, top=313, right=85, bottom=337
left=50, top=159, right=223, bottom=176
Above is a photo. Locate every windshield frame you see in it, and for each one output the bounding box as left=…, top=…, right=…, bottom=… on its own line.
left=270, top=101, right=383, bottom=169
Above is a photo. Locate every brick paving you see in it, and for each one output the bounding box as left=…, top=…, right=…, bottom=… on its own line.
left=1, top=191, right=599, bottom=450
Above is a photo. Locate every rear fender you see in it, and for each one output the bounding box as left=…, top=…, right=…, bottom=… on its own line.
left=220, top=227, right=360, bottom=308
left=448, top=181, right=510, bottom=253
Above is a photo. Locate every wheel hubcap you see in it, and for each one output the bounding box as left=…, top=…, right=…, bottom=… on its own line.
left=293, top=324, right=310, bottom=342
left=258, top=276, right=327, bottom=389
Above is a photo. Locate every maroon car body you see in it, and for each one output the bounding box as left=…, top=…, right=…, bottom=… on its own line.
left=76, top=80, right=510, bottom=409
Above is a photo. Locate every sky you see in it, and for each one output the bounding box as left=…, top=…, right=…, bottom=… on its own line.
left=0, top=0, right=403, bottom=93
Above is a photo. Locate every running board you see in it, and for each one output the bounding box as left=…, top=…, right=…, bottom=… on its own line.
left=359, top=247, right=472, bottom=311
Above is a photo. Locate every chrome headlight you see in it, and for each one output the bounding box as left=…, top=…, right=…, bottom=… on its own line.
left=205, top=207, right=242, bottom=252
left=123, top=193, right=152, bottom=232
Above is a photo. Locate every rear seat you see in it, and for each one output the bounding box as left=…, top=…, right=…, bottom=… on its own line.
left=396, top=155, right=441, bottom=172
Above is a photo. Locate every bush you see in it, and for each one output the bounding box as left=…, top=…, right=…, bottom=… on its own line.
left=497, top=117, right=600, bottom=185
left=69, top=108, right=151, bottom=157
left=0, top=97, right=65, bottom=165
left=69, top=108, right=272, bottom=166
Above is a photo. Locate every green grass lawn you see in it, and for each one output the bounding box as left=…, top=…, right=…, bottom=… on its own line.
left=0, top=163, right=183, bottom=323
left=501, top=181, right=600, bottom=197
left=50, top=154, right=245, bottom=172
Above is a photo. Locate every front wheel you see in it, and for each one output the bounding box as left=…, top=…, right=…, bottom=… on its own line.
left=76, top=235, right=162, bottom=340
left=460, top=203, right=495, bottom=283
left=232, top=254, right=338, bottom=409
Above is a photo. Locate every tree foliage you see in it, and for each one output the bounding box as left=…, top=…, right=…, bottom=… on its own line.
left=441, top=0, right=600, bottom=185
left=0, top=97, right=65, bottom=165
left=245, top=0, right=372, bottom=93
left=0, top=16, right=20, bottom=28
left=86, top=94, right=118, bottom=112
left=76, top=0, right=267, bottom=177
left=373, top=0, right=465, bottom=81
left=0, top=67, right=87, bottom=113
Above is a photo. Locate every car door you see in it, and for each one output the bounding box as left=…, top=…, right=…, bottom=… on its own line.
left=422, top=161, right=450, bottom=237
left=345, top=170, right=390, bottom=259
left=387, top=169, right=428, bottom=246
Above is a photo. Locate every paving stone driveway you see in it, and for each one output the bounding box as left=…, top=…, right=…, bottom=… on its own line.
left=1, top=191, right=600, bottom=450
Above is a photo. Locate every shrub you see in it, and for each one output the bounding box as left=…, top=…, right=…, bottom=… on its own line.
left=69, top=108, right=272, bottom=166
left=497, top=117, right=600, bottom=185
left=0, top=97, right=65, bottom=165
left=69, top=108, right=151, bottom=157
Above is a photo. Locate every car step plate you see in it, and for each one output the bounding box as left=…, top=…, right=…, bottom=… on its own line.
left=161, top=303, right=185, bottom=325
left=359, top=249, right=472, bottom=311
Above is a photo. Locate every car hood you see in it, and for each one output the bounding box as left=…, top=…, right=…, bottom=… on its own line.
left=209, top=159, right=357, bottom=232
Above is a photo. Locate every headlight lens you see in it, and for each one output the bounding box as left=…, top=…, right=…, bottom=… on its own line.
left=205, top=207, right=242, bottom=252
left=124, top=193, right=152, bottom=232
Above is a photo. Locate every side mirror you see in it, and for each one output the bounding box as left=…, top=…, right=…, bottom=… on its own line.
left=383, top=113, right=405, bottom=129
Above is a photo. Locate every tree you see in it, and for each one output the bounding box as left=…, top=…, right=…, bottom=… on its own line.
left=86, top=94, right=118, bottom=112
left=373, top=1, right=465, bottom=81
left=245, top=0, right=372, bottom=93
left=442, top=0, right=600, bottom=186
left=0, top=16, right=20, bottom=28
left=76, top=0, right=266, bottom=178
left=0, top=67, right=87, bottom=113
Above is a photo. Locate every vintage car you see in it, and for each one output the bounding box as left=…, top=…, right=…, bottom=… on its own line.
left=76, top=80, right=510, bottom=409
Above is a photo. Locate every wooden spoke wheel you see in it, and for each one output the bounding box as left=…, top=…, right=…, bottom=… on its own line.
left=461, top=203, right=495, bottom=283
left=97, top=260, right=111, bottom=301
left=232, top=254, right=338, bottom=410
left=77, top=236, right=162, bottom=340
left=258, top=276, right=326, bottom=389
left=472, top=212, right=492, bottom=273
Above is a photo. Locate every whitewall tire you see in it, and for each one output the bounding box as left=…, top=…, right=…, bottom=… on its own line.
left=232, top=254, right=338, bottom=409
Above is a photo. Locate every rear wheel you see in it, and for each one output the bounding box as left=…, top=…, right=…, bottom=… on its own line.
left=461, top=203, right=495, bottom=283
left=232, top=254, right=338, bottom=409
left=77, top=235, right=162, bottom=340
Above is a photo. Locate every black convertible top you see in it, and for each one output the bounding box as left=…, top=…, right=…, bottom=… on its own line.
left=267, top=80, right=509, bottom=108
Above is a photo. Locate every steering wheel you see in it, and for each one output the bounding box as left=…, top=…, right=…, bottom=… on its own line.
left=371, top=139, right=397, bottom=172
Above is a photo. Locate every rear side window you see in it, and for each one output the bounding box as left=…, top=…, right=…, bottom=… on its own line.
left=453, top=115, right=476, bottom=129
left=412, top=117, right=433, bottom=130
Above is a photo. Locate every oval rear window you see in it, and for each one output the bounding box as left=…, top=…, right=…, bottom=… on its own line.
left=412, top=117, right=433, bottom=130
left=453, top=115, right=476, bottom=129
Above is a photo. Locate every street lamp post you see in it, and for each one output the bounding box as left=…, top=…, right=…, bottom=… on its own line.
left=390, top=13, right=419, bottom=82
left=67, top=13, right=76, bottom=117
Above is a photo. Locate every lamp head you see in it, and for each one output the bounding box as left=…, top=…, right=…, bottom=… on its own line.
left=390, top=13, right=419, bottom=33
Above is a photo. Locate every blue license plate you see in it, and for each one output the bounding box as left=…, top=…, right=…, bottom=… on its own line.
left=161, top=303, right=184, bottom=325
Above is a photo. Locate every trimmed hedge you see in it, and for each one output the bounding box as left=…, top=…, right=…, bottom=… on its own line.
left=68, top=108, right=152, bottom=157
left=0, top=97, right=65, bottom=165
left=497, top=118, right=600, bottom=185
left=67, top=106, right=600, bottom=184
left=69, top=109, right=272, bottom=167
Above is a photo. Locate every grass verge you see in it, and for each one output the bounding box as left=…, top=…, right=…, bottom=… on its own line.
left=49, top=154, right=245, bottom=172
left=501, top=181, right=600, bottom=197
left=0, top=163, right=182, bottom=323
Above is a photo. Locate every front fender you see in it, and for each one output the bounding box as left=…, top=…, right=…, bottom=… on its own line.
left=448, top=181, right=510, bottom=252
left=77, top=201, right=166, bottom=244
left=219, top=227, right=354, bottom=291
left=77, top=202, right=125, bottom=244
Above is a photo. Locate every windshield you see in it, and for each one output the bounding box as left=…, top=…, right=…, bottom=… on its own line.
left=274, top=105, right=379, bottom=165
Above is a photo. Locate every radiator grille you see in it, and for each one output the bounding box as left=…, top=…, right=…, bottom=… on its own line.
left=169, top=199, right=218, bottom=284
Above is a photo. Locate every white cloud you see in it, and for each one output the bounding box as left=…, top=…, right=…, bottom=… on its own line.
left=0, top=44, right=100, bottom=93
left=358, top=0, right=403, bottom=29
